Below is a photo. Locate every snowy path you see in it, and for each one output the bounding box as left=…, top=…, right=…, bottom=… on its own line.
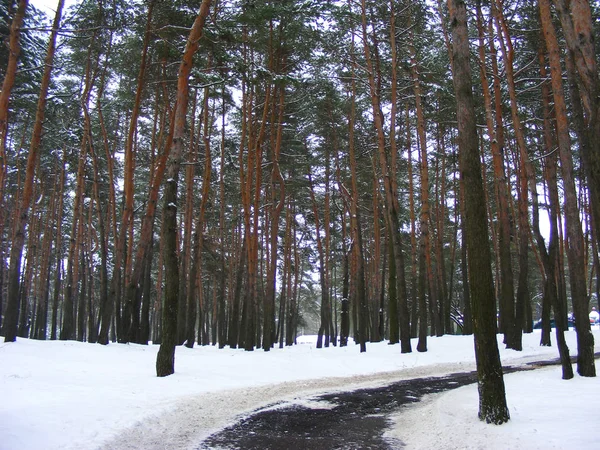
left=1, top=330, right=598, bottom=450
left=99, top=362, right=479, bottom=450
left=100, top=354, right=558, bottom=450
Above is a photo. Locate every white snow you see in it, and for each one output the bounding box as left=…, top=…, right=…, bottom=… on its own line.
left=1, top=329, right=599, bottom=450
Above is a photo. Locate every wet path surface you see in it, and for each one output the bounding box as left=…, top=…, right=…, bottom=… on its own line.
left=198, top=356, right=584, bottom=450
left=199, top=370, right=482, bottom=449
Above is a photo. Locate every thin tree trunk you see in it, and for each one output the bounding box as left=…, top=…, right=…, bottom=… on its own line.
left=347, top=17, right=368, bottom=352
left=360, top=0, right=410, bottom=353
left=113, top=1, right=155, bottom=344
left=277, top=200, right=293, bottom=348
left=435, top=130, right=451, bottom=333
left=180, top=91, right=198, bottom=346
left=185, top=85, right=213, bottom=349
left=409, top=24, right=439, bottom=337
left=217, top=83, right=227, bottom=348
left=50, top=148, right=67, bottom=340
left=532, top=16, right=572, bottom=379
left=19, top=196, right=41, bottom=338
left=406, top=112, right=420, bottom=340
left=263, top=82, right=286, bottom=351
left=34, top=185, right=55, bottom=340
left=308, top=167, right=331, bottom=349
left=475, top=0, right=515, bottom=345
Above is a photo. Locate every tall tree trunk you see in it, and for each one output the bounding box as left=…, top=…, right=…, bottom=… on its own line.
left=87, top=94, right=110, bottom=346
left=540, top=0, right=595, bottom=377
left=387, top=1, right=401, bottom=345
left=2, top=0, right=63, bottom=342
left=263, top=83, right=286, bottom=351
left=156, top=0, right=212, bottom=377
left=331, top=101, right=351, bottom=348
left=277, top=199, right=292, bottom=348
left=406, top=112, right=420, bottom=340
left=217, top=83, right=228, bottom=349
left=409, top=24, right=440, bottom=337
left=475, top=0, right=514, bottom=345
left=34, top=184, right=55, bottom=340
left=180, top=92, right=199, bottom=346
left=185, top=84, right=213, bottom=348
left=435, top=129, right=451, bottom=333
left=50, top=148, right=67, bottom=340
left=533, top=14, right=573, bottom=379
left=460, top=177, right=473, bottom=335
left=448, top=0, right=509, bottom=424
left=360, top=0, right=410, bottom=353
left=112, top=1, right=155, bottom=344
left=308, top=169, right=332, bottom=349
left=18, top=197, right=41, bottom=338
left=493, top=0, right=539, bottom=351
left=563, top=32, right=600, bottom=330
left=347, top=19, right=368, bottom=352
left=62, top=117, right=89, bottom=341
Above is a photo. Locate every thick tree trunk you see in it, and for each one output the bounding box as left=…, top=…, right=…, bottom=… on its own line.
left=448, top=0, right=509, bottom=424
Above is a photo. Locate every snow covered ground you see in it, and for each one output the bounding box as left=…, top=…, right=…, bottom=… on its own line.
left=1, top=329, right=599, bottom=450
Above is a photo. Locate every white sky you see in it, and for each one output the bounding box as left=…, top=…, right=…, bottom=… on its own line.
left=1, top=329, right=599, bottom=449
left=30, top=0, right=65, bottom=17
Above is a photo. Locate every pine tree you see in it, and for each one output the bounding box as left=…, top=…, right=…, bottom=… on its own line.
left=447, top=0, right=509, bottom=424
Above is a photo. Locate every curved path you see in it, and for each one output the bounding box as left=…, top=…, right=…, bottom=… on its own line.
left=99, top=353, right=570, bottom=450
